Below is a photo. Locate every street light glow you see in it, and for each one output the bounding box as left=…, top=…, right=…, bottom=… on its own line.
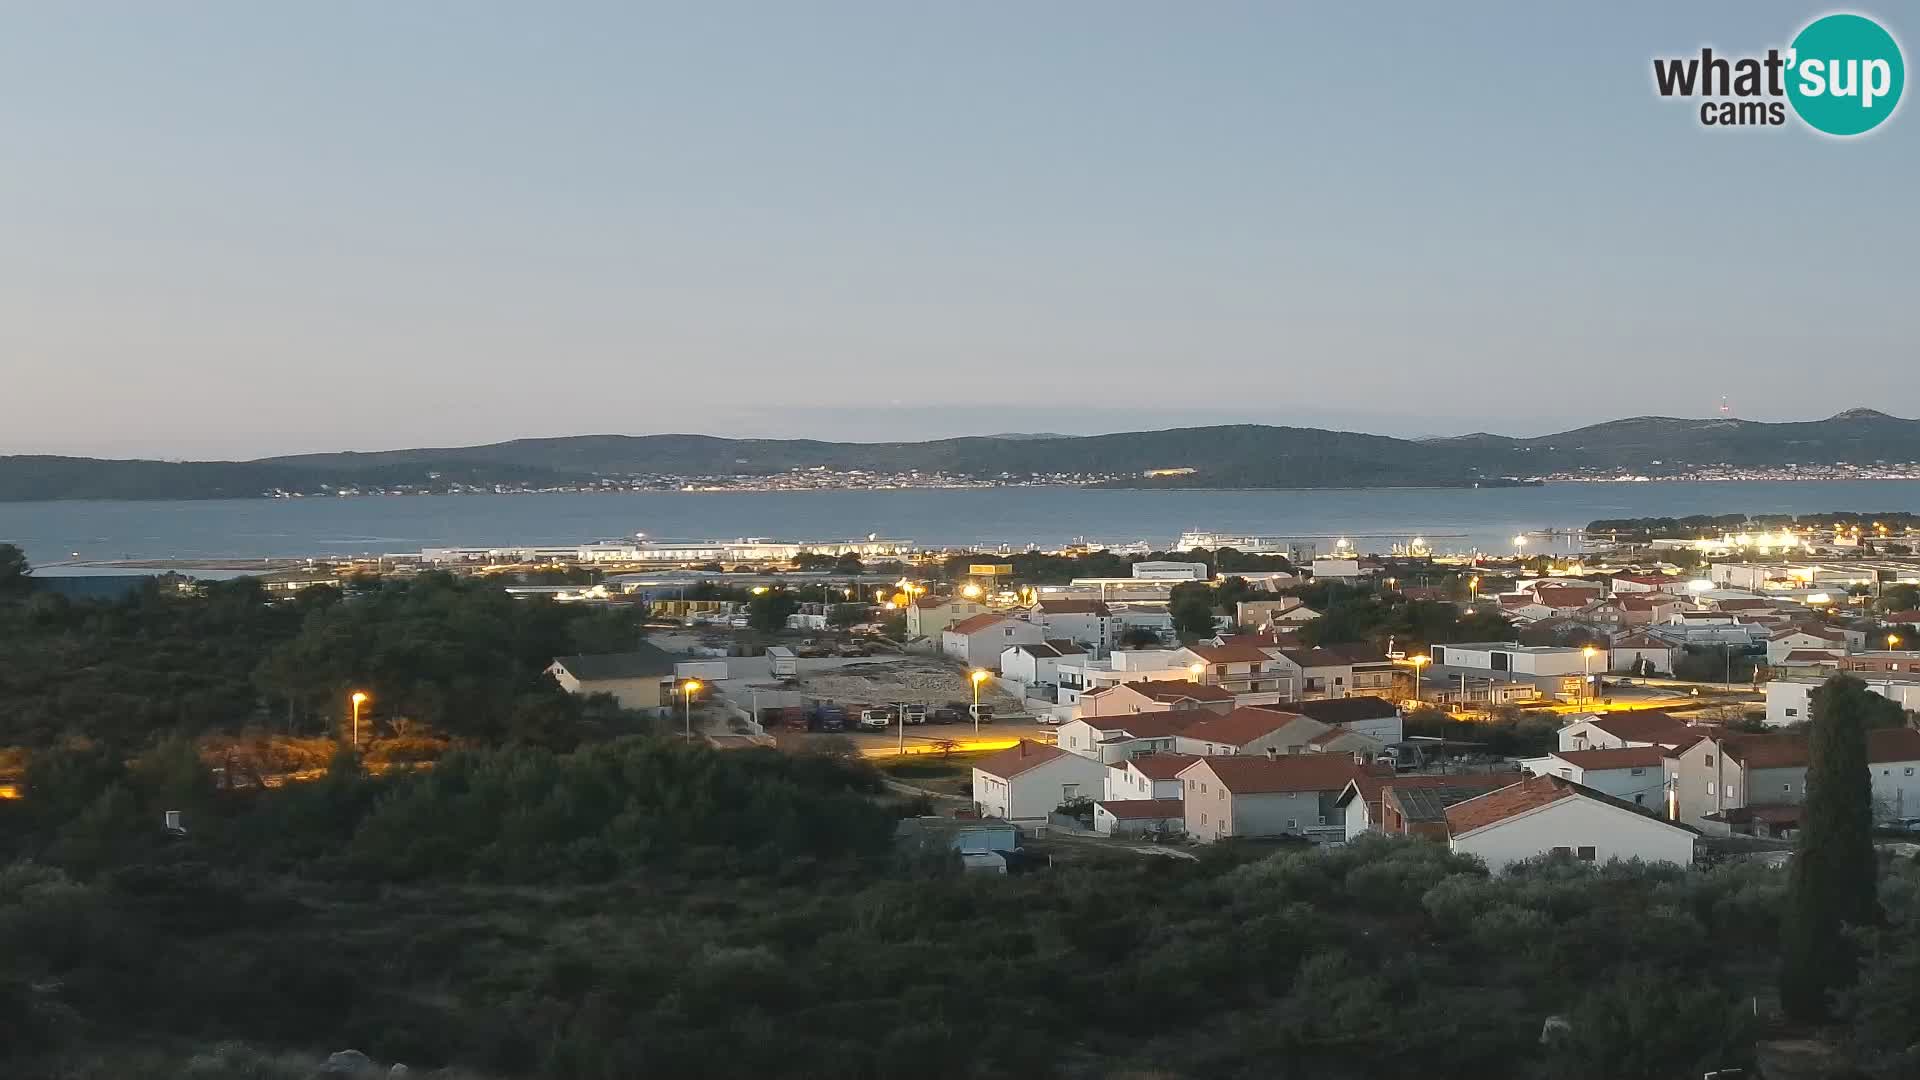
left=350, top=691, right=369, bottom=706
left=969, top=669, right=990, bottom=684
left=683, top=679, right=702, bottom=694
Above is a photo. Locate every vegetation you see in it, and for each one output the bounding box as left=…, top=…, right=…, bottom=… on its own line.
left=1, top=728, right=1865, bottom=1078
left=1671, top=645, right=1757, bottom=685
left=1780, top=676, right=1883, bottom=1022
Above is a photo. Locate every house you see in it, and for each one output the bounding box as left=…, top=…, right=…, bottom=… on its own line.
left=1381, top=782, right=1514, bottom=840
left=1180, top=753, right=1368, bottom=843
left=1610, top=573, right=1682, bottom=595
left=1764, top=674, right=1920, bottom=727
left=1104, top=752, right=1199, bottom=801
left=1666, top=727, right=1920, bottom=829
left=1303, top=725, right=1387, bottom=756
left=1585, top=593, right=1689, bottom=629
left=971, top=740, right=1110, bottom=824
left=1076, top=679, right=1237, bottom=718
left=1557, top=710, right=1699, bottom=752
left=548, top=644, right=682, bottom=713
left=998, top=640, right=1085, bottom=687
left=1271, top=645, right=1402, bottom=701
left=1289, top=696, right=1405, bottom=744
left=1523, top=746, right=1670, bottom=809
left=906, top=596, right=987, bottom=638
left=1173, top=643, right=1294, bottom=699
left=1445, top=774, right=1698, bottom=874
left=1774, top=649, right=1843, bottom=673
left=1056, top=712, right=1200, bottom=764
left=1310, top=558, right=1364, bottom=582
left=1053, top=648, right=1190, bottom=702
left=1173, top=707, right=1337, bottom=757
left=1237, top=598, right=1318, bottom=629
left=1093, top=798, right=1186, bottom=837
left=1766, top=626, right=1849, bottom=664
left=942, top=613, right=1045, bottom=667
left=1431, top=642, right=1605, bottom=677
left=1335, top=772, right=1516, bottom=841
left=1609, top=632, right=1677, bottom=675
left=894, top=816, right=1019, bottom=856
left=1029, top=599, right=1120, bottom=651
left=1838, top=650, right=1920, bottom=676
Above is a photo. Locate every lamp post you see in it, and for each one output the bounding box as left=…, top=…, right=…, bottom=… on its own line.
left=682, top=679, right=702, bottom=740
left=1889, top=633, right=1902, bottom=651
left=1188, top=661, right=1205, bottom=684
left=349, top=691, right=369, bottom=748
left=1581, top=646, right=1596, bottom=708
left=969, top=668, right=990, bottom=735
left=1409, top=655, right=1428, bottom=705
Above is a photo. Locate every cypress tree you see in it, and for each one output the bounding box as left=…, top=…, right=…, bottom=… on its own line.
left=1779, top=674, right=1882, bottom=1021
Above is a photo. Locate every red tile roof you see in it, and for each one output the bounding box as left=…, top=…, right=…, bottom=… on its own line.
left=1044, top=639, right=1087, bottom=655
left=948, top=612, right=1016, bottom=635
left=972, top=739, right=1072, bottom=779
left=1779, top=650, right=1843, bottom=663
left=1127, top=680, right=1236, bottom=703
left=1178, top=707, right=1308, bottom=747
left=1550, top=746, right=1669, bottom=770
left=1443, top=774, right=1578, bottom=834
left=1185, top=643, right=1275, bottom=665
left=1583, top=710, right=1695, bottom=745
left=1035, top=599, right=1112, bottom=616
left=1184, top=754, right=1371, bottom=795
left=1871, top=727, right=1920, bottom=763
left=1076, top=712, right=1200, bottom=738
left=1096, top=797, right=1185, bottom=820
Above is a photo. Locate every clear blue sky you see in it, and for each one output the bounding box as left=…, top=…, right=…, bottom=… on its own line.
left=2, top=2, right=1913, bottom=458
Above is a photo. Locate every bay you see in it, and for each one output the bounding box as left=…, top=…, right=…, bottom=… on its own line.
left=4, top=480, right=1920, bottom=568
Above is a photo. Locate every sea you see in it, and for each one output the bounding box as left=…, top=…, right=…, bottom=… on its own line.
left=5, top=480, right=1920, bottom=573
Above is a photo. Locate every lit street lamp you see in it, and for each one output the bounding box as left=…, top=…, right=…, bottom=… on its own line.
left=1188, top=661, right=1205, bottom=683
left=1408, top=655, right=1428, bottom=704
left=349, top=691, right=370, bottom=748
left=682, top=678, right=702, bottom=740
left=969, top=668, right=990, bottom=734
left=1581, top=646, right=1596, bottom=708
left=1889, top=633, right=1903, bottom=651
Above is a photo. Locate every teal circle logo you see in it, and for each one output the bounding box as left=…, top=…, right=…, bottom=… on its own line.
left=1786, top=13, right=1904, bottom=136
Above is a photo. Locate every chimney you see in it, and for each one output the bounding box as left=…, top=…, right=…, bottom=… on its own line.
left=164, top=810, right=182, bottom=830
left=1264, top=746, right=1279, bottom=760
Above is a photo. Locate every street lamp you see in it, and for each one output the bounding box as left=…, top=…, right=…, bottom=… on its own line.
left=349, top=691, right=369, bottom=748
left=681, top=679, right=702, bottom=740
left=1581, top=646, right=1596, bottom=708
left=1889, top=633, right=1902, bottom=651
left=1188, top=661, right=1205, bottom=683
left=1409, top=655, right=1428, bottom=704
left=961, top=582, right=983, bottom=600
left=969, top=668, right=990, bottom=734
left=1513, top=535, right=1529, bottom=555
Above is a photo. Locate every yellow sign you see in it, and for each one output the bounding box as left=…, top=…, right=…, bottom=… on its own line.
left=969, top=564, right=1014, bottom=577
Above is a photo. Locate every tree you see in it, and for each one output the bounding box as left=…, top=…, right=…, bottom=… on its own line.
left=1780, top=674, right=1883, bottom=1022
left=1118, top=626, right=1163, bottom=649
left=747, top=590, right=800, bottom=633
left=827, top=603, right=867, bottom=628
left=1168, top=583, right=1218, bottom=639
left=1881, top=583, right=1920, bottom=612
left=1671, top=645, right=1754, bottom=685
left=0, top=543, right=29, bottom=598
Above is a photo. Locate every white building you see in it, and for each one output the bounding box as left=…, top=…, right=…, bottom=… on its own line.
left=1429, top=642, right=1605, bottom=678
left=1767, top=626, right=1849, bottom=664
left=999, top=641, right=1084, bottom=688
left=1765, top=675, right=1920, bottom=727
left=942, top=613, right=1045, bottom=668
left=1556, top=711, right=1697, bottom=752
left=1103, top=752, right=1198, bottom=802
left=1029, top=599, right=1120, bottom=652
left=1131, top=561, right=1208, bottom=581
left=1444, top=775, right=1697, bottom=874
left=1054, top=649, right=1190, bottom=704
left=1310, top=558, right=1363, bottom=582
left=1522, top=747, right=1670, bottom=809
left=970, top=740, right=1110, bottom=824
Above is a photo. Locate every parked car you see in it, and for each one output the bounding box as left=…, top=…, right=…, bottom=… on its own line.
left=928, top=706, right=962, bottom=725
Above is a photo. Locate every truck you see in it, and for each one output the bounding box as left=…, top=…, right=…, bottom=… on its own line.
left=809, top=701, right=849, bottom=732
left=765, top=646, right=798, bottom=682
left=900, top=702, right=927, bottom=725
left=674, top=660, right=729, bottom=682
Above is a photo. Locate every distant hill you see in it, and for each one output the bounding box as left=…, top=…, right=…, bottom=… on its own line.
left=4, top=410, right=1919, bottom=501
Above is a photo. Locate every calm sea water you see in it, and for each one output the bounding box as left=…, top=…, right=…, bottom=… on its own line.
left=5, top=480, right=1920, bottom=568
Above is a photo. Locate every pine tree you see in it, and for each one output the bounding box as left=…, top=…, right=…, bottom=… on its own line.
left=1779, top=674, right=1882, bottom=1021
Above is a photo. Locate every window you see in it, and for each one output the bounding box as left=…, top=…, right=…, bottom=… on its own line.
left=1200, top=812, right=1208, bottom=825
left=1707, top=782, right=1716, bottom=796
left=1786, top=708, right=1799, bottom=717
left=1551, top=846, right=1571, bottom=856
left=1705, top=754, right=1713, bottom=766
left=1577, top=846, right=1596, bottom=861
left=1783, top=783, right=1792, bottom=792
left=1633, top=793, right=1645, bottom=806
left=1286, top=819, right=1298, bottom=829
left=1318, top=815, right=1328, bottom=826
left=1217, top=790, right=1224, bottom=802
left=1558, top=768, right=1572, bottom=779
left=1062, top=784, right=1078, bottom=800
left=1907, top=768, right=1917, bottom=777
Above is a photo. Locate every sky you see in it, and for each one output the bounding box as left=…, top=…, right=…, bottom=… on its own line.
left=2, top=2, right=1915, bottom=459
